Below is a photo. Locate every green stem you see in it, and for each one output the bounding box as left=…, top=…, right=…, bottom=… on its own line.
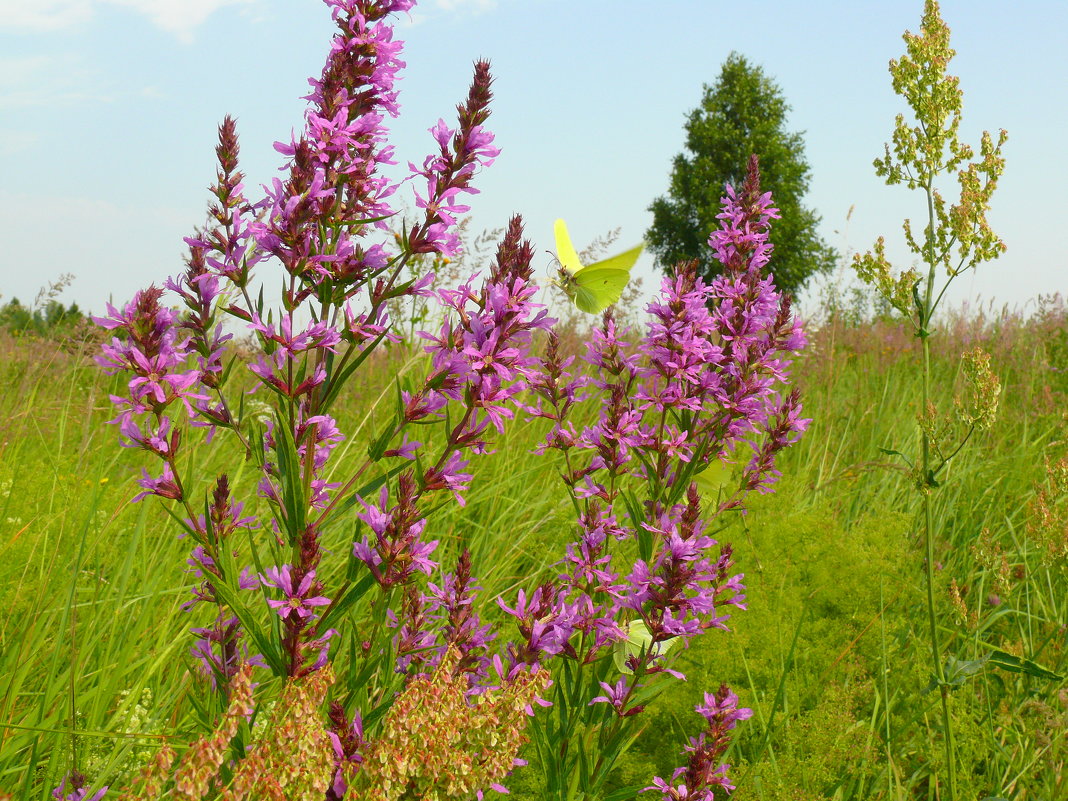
left=921, top=181, right=956, bottom=801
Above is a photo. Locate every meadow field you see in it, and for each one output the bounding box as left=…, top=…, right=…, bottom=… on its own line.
left=2, top=1, right=1065, bottom=799
left=0, top=293, right=1065, bottom=800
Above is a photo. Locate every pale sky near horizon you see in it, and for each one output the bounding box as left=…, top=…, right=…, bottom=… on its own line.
left=1, top=0, right=1066, bottom=320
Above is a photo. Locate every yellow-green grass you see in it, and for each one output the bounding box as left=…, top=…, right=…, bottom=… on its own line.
left=1, top=306, right=1066, bottom=799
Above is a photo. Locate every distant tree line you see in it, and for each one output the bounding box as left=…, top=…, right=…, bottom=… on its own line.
left=0, top=297, right=89, bottom=338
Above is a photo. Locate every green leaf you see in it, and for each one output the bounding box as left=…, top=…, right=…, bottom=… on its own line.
left=988, top=650, right=1064, bottom=681
left=362, top=696, right=398, bottom=732
left=878, top=446, right=912, bottom=462
left=272, top=407, right=307, bottom=544
left=319, top=331, right=390, bottom=414
left=332, top=210, right=397, bottom=228
left=318, top=572, right=377, bottom=632
left=620, top=489, right=650, bottom=562
left=604, top=785, right=648, bottom=801
left=943, top=656, right=986, bottom=688
left=159, top=501, right=201, bottom=544
left=247, top=419, right=267, bottom=470
left=367, top=423, right=398, bottom=463
left=211, top=577, right=286, bottom=676
left=926, top=650, right=1062, bottom=693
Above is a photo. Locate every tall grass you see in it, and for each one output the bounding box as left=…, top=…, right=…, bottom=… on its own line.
left=2, top=297, right=1065, bottom=799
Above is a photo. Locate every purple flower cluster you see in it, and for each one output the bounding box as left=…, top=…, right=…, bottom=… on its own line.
left=389, top=549, right=496, bottom=681
left=351, top=215, right=551, bottom=598
left=645, top=686, right=753, bottom=801
left=51, top=771, right=107, bottom=801
left=426, top=549, right=496, bottom=677
left=354, top=477, right=439, bottom=587
left=94, top=287, right=202, bottom=503
left=621, top=488, right=745, bottom=639
left=408, top=60, right=500, bottom=258
left=327, top=702, right=367, bottom=800
left=496, top=156, right=803, bottom=794
left=249, top=1, right=408, bottom=292
left=93, top=0, right=527, bottom=698
left=509, top=159, right=803, bottom=678
left=92, top=0, right=805, bottom=797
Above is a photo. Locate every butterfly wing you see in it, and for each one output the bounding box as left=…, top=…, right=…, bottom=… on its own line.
left=588, top=242, right=644, bottom=275
left=571, top=265, right=632, bottom=314
left=553, top=218, right=584, bottom=275
left=554, top=218, right=644, bottom=314
left=572, top=243, right=644, bottom=313
left=614, top=620, right=651, bottom=674
left=613, top=619, right=681, bottom=674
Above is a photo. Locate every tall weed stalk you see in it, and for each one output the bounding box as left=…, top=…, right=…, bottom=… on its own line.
left=853, top=2, right=1008, bottom=797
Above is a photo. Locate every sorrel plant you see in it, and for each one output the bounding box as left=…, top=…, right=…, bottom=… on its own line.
left=853, top=2, right=1014, bottom=798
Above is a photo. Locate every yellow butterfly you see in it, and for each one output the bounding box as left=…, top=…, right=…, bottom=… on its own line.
left=554, top=219, right=643, bottom=314
left=613, top=619, right=681, bottom=674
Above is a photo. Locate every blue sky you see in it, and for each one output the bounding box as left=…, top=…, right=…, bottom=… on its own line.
left=1, top=0, right=1065, bottom=318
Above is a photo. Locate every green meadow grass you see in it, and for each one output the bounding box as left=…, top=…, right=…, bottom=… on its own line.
left=1, top=305, right=1066, bottom=800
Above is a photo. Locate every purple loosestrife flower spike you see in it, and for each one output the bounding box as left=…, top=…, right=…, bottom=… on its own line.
left=353, top=476, right=439, bottom=588
left=706, top=156, right=809, bottom=497
left=94, top=287, right=203, bottom=418
left=498, top=581, right=579, bottom=670
left=182, top=115, right=260, bottom=290
left=326, top=702, right=367, bottom=800
left=556, top=504, right=628, bottom=658
left=644, top=685, right=753, bottom=801
left=415, top=216, right=552, bottom=476
left=391, top=586, right=439, bottom=674
left=51, top=771, right=107, bottom=801
left=252, top=0, right=408, bottom=299
left=408, top=60, right=499, bottom=259
left=426, top=549, right=495, bottom=681
left=188, top=613, right=266, bottom=688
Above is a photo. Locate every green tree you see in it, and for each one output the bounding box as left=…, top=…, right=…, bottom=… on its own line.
left=647, top=53, right=836, bottom=294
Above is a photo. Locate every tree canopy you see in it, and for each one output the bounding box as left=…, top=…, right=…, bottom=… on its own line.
left=646, top=53, right=836, bottom=295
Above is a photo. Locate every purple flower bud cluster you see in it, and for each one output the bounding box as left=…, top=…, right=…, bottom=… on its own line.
left=644, top=686, right=754, bottom=801
left=426, top=549, right=496, bottom=678
left=50, top=771, right=107, bottom=801
left=327, top=702, right=367, bottom=800
left=389, top=549, right=496, bottom=682
left=94, top=0, right=521, bottom=691
left=408, top=60, right=499, bottom=258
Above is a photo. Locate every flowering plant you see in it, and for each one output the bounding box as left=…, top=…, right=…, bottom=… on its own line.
left=78, top=1, right=808, bottom=798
